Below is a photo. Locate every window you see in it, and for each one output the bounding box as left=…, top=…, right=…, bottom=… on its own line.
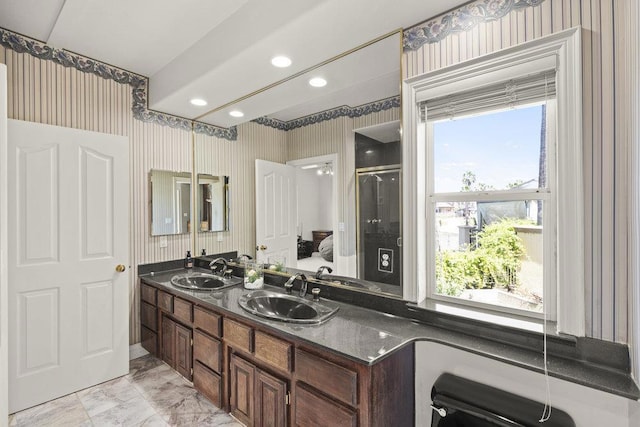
left=427, top=101, right=556, bottom=319
left=402, top=28, right=583, bottom=334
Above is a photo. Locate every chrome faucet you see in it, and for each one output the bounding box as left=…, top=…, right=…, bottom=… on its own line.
left=315, top=265, right=333, bottom=280
left=209, top=257, right=228, bottom=276
left=284, top=273, right=308, bottom=297
left=234, top=254, right=253, bottom=263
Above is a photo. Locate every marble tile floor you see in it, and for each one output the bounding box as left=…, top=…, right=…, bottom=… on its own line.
left=8, top=355, right=244, bottom=426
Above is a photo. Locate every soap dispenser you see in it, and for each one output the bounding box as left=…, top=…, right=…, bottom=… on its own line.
left=185, top=251, right=193, bottom=269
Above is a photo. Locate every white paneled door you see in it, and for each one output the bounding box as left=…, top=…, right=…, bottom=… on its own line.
left=7, top=119, right=129, bottom=413
left=255, top=160, right=297, bottom=266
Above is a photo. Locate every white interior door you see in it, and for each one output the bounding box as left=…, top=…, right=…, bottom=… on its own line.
left=255, top=159, right=297, bottom=266
left=8, top=119, right=129, bottom=413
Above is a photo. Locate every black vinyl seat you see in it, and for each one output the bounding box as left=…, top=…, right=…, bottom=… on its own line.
left=430, top=373, right=575, bottom=427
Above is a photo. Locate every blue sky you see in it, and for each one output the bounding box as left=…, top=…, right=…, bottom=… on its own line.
left=433, top=105, right=544, bottom=193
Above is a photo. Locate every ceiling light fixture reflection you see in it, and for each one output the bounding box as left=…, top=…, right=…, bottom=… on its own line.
left=190, top=98, right=207, bottom=106
left=309, top=77, right=327, bottom=88
left=229, top=110, right=244, bottom=118
left=271, top=56, right=292, bottom=68
left=317, top=163, right=333, bottom=175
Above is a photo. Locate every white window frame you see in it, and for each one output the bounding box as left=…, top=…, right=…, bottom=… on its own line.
left=402, top=27, right=584, bottom=336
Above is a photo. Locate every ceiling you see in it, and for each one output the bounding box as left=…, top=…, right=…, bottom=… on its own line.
left=0, top=0, right=469, bottom=127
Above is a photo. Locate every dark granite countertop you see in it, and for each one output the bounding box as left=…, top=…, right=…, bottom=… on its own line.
left=139, top=266, right=640, bottom=401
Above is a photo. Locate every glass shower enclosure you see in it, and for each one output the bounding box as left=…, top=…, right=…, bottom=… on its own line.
left=356, top=166, right=402, bottom=288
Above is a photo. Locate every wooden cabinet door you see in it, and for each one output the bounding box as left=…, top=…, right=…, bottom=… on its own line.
left=230, top=354, right=255, bottom=426
left=175, top=323, right=192, bottom=381
left=161, top=316, right=175, bottom=367
left=256, top=369, right=287, bottom=427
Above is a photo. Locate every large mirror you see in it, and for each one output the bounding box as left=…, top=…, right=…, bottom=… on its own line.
left=197, top=174, right=230, bottom=232
left=196, top=31, right=403, bottom=297
left=150, top=169, right=192, bottom=236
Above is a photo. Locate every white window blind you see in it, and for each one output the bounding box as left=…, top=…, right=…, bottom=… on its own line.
left=420, top=70, right=556, bottom=122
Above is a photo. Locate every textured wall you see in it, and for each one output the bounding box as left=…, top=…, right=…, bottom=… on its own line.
left=403, top=0, right=632, bottom=343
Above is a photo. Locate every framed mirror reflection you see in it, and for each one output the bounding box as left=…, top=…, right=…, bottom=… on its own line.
left=149, top=169, right=192, bottom=236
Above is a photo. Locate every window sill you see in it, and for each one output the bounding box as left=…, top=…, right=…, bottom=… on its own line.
left=417, top=297, right=548, bottom=334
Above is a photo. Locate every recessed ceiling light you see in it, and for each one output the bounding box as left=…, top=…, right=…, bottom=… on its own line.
left=309, top=77, right=327, bottom=88
left=190, top=98, right=207, bottom=106
left=229, top=110, right=244, bottom=118
left=271, top=56, right=292, bottom=68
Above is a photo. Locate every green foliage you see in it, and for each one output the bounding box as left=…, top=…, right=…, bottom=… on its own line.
left=436, top=219, right=527, bottom=297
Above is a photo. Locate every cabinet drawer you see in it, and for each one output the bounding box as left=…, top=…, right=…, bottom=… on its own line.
left=194, top=306, right=221, bottom=338
left=140, top=301, right=157, bottom=331
left=158, top=290, right=173, bottom=313
left=194, top=361, right=222, bottom=408
left=254, top=331, right=292, bottom=373
left=173, top=298, right=193, bottom=324
left=140, top=283, right=157, bottom=305
left=141, top=326, right=157, bottom=356
left=194, top=329, right=221, bottom=373
left=224, top=318, right=253, bottom=353
left=295, top=385, right=357, bottom=427
left=295, top=349, right=357, bottom=407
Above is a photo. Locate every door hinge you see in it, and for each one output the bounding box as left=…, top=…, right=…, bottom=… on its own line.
left=191, top=367, right=194, bottom=375
left=191, top=338, right=193, bottom=346
left=285, top=391, right=291, bottom=405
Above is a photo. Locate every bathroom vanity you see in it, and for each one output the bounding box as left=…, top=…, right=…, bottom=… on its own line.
left=139, top=270, right=414, bottom=427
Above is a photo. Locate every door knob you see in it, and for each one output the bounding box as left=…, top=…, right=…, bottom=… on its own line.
left=115, top=264, right=126, bottom=272
left=256, top=245, right=267, bottom=251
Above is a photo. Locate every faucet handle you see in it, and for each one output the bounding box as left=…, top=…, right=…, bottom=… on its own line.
left=311, top=288, right=321, bottom=302
left=223, top=269, right=233, bottom=278
left=284, top=276, right=295, bottom=294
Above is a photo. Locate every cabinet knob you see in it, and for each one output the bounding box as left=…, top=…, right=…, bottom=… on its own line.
left=115, top=264, right=126, bottom=273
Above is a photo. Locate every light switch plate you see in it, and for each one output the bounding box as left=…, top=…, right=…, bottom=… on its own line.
left=159, top=236, right=168, bottom=248
left=217, top=233, right=223, bottom=242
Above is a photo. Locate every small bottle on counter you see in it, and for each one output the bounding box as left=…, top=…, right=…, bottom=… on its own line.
left=201, top=249, right=206, bottom=256
left=185, top=251, right=193, bottom=269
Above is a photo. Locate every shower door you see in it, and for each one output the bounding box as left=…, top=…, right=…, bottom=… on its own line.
left=356, top=167, right=401, bottom=287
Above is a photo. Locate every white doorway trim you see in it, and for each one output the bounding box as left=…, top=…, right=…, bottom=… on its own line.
left=0, top=63, right=8, bottom=424
left=287, top=154, right=346, bottom=275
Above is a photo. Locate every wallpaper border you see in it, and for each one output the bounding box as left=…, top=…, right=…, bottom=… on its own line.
left=403, top=0, right=546, bottom=51
left=0, top=26, right=399, bottom=139
left=252, top=96, right=401, bottom=131
left=0, top=27, right=237, bottom=140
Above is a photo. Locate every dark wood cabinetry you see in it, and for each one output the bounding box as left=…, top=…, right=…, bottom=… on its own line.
left=161, top=316, right=193, bottom=381
left=139, top=279, right=415, bottom=427
left=175, top=322, right=193, bottom=380
left=294, top=384, right=356, bottom=427
left=230, top=354, right=255, bottom=426
left=140, top=283, right=158, bottom=355
left=256, top=369, right=288, bottom=427
left=230, top=353, right=288, bottom=427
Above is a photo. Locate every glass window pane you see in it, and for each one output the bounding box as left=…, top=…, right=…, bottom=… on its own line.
left=432, top=104, right=547, bottom=193
left=434, top=200, right=543, bottom=313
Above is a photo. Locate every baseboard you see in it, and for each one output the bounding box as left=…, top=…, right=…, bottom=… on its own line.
left=129, top=343, right=149, bottom=361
